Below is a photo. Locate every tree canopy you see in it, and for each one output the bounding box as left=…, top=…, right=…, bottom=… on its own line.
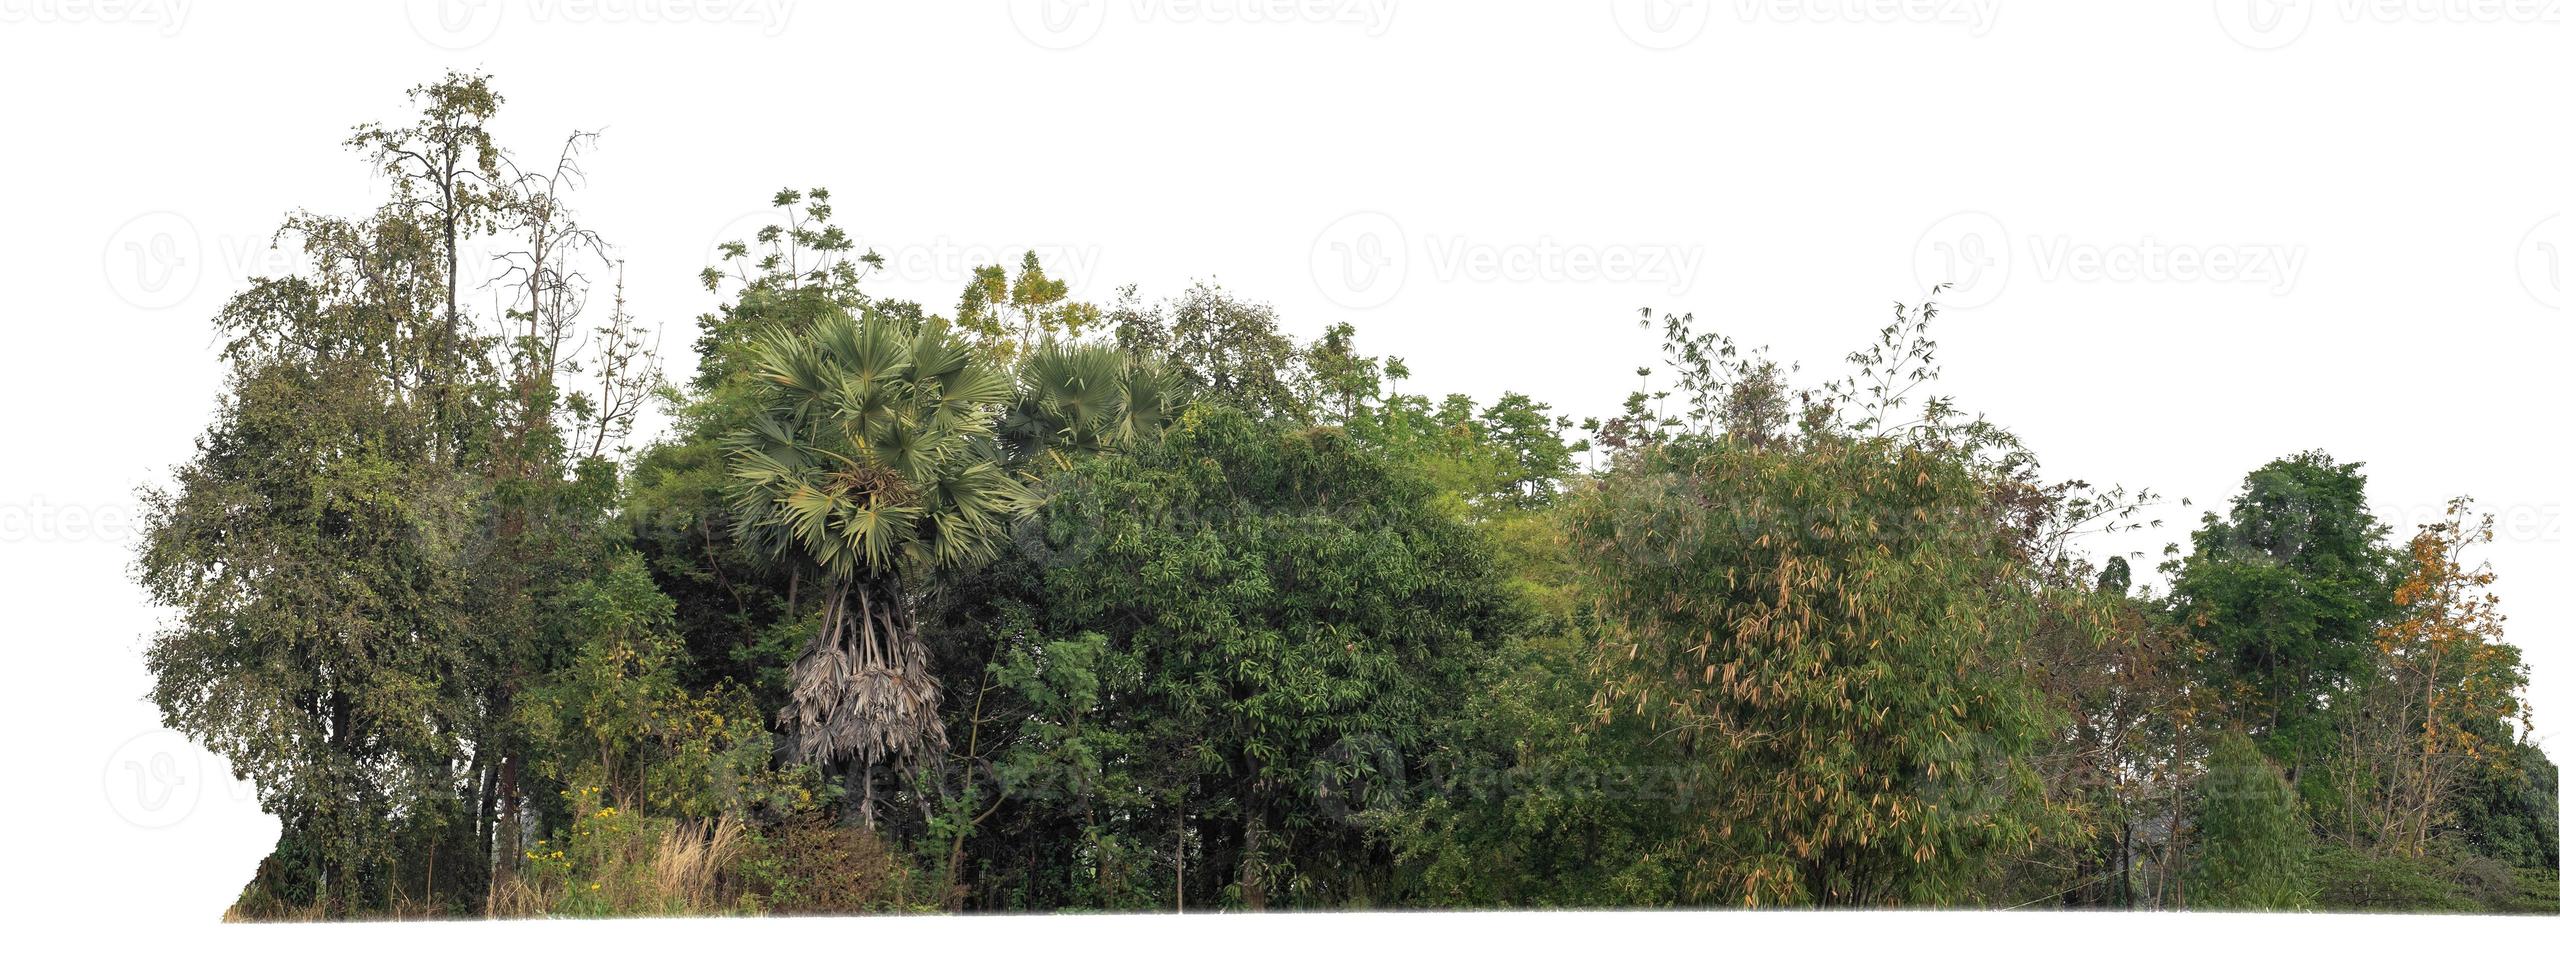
left=135, top=76, right=2555, bottom=919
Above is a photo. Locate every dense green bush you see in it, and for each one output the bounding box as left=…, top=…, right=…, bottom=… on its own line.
left=2190, top=735, right=2313, bottom=910
left=2305, top=845, right=2477, bottom=912
left=738, top=818, right=929, bottom=915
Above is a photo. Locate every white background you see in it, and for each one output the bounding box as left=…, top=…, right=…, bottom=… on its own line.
left=2, top=0, right=2553, bottom=970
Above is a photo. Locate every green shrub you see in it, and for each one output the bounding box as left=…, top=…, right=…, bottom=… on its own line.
left=737, top=817, right=929, bottom=914
left=2304, top=845, right=2478, bottom=912
left=2493, top=866, right=2560, bottom=914
left=2189, top=735, right=2312, bottom=910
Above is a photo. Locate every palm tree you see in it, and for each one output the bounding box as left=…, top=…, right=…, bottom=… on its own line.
left=999, top=340, right=1191, bottom=472
left=727, top=309, right=1022, bottom=825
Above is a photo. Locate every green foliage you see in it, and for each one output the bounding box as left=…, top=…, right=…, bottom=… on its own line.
left=1353, top=391, right=1585, bottom=513
left=2008, top=583, right=2212, bottom=910
left=625, top=189, right=873, bottom=714
left=2498, top=866, right=2560, bottom=914
left=2303, top=844, right=2478, bottom=912
left=727, top=308, right=1023, bottom=582
left=2189, top=734, right=2313, bottom=910
left=146, top=77, right=2558, bottom=919
left=1307, top=321, right=1382, bottom=422
left=723, top=307, right=1030, bottom=822
left=1568, top=304, right=2063, bottom=907
left=982, top=403, right=1515, bottom=908
left=137, top=204, right=482, bottom=911
left=700, top=187, right=875, bottom=310
left=1379, top=505, right=1692, bottom=908
left=2299, top=844, right=2556, bottom=913
left=1000, top=341, right=1192, bottom=474
left=1107, top=282, right=1312, bottom=422
left=1577, top=435, right=2058, bottom=906
left=524, top=552, right=790, bottom=822
left=2453, top=737, right=2560, bottom=869
left=736, top=818, right=930, bottom=914
left=957, top=251, right=1099, bottom=369
left=2170, top=453, right=2399, bottom=777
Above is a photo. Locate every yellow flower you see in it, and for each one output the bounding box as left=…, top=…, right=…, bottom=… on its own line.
left=589, top=883, right=600, bottom=891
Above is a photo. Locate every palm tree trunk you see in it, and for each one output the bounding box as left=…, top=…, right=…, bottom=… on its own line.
left=784, top=577, right=949, bottom=829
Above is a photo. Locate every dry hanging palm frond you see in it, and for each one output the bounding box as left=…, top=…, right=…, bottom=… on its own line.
left=776, top=580, right=949, bottom=824
left=734, top=310, right=1018, bottom=824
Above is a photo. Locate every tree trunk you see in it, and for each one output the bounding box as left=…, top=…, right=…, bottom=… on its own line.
left=487, top=751, right=520, bottom=914
left=850, top=761, right=874, bottom=829
left=783, top=578, right=947, bottom=829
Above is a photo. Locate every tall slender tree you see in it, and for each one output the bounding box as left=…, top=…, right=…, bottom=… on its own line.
left=726, top=309, right=1023, bottom=825
left=346, top=71, right=507, bottom=463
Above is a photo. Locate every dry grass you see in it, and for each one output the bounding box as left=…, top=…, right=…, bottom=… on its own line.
left=490, top=815, right=754, bottom=918
left=651, top=817, right=748, bottom=910
left=227, top=814, right=925, bottom=919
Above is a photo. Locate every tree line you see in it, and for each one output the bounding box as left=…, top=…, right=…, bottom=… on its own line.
left=135, top=74, right=2555, bottom=917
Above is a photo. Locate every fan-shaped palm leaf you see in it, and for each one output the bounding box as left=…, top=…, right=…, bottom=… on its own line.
left=725, top=307, right=1024, bottom=825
